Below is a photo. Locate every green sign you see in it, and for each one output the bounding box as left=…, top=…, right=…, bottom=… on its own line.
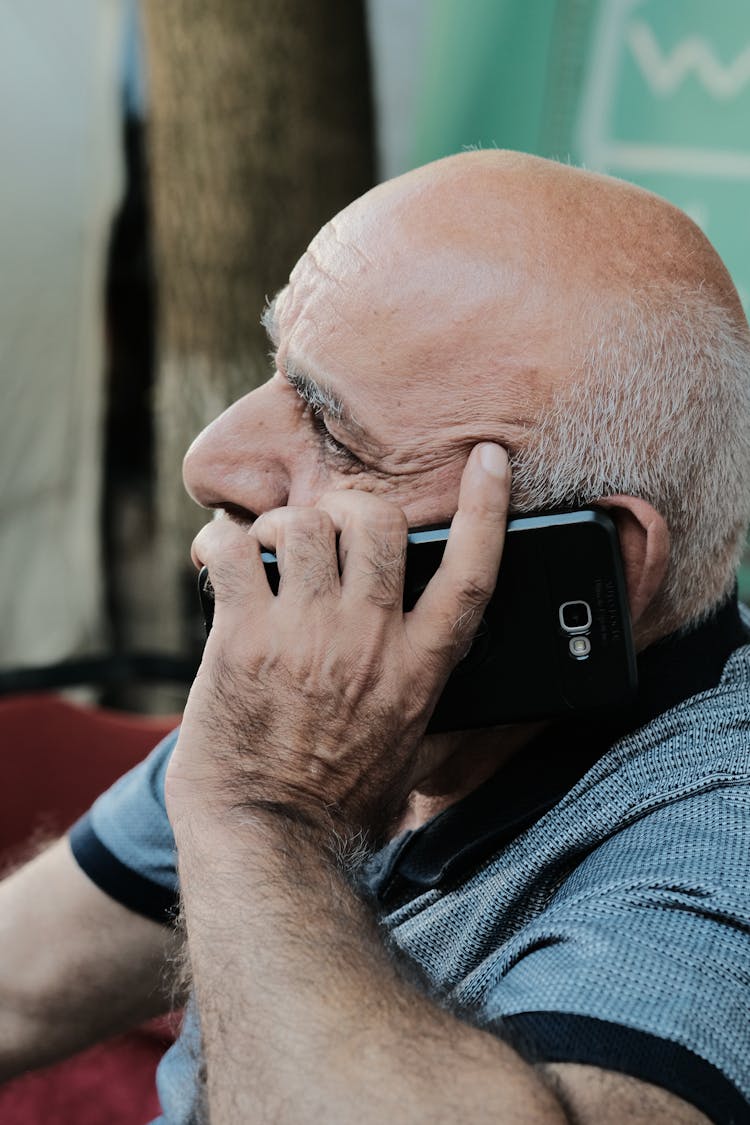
left=576, top=0, right=750, bottom=313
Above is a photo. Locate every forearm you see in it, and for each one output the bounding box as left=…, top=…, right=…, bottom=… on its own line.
left=0, top=839, right=180, bottom=1082
left=175, top=812, right=567, bottom=1125
left=0, top=973, right=174, bottom=1085
left=0, top=1002, right=160, bottom=1085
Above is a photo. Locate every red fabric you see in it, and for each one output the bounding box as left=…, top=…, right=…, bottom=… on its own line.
left=0, top=693, right=178, bottom=861
left=0, top=694, right=181, bottom=1124
left=0, top=1023, right=175, bottom=1125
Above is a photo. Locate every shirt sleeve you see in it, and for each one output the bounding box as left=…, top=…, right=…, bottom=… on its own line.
left=68, top=727, right=179, bottom=925
left=472, top=786, right=750, bottom=1125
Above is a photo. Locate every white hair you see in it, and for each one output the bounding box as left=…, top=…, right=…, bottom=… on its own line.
left=509, top=285, right=750, bottom=632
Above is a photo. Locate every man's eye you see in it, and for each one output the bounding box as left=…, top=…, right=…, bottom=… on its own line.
left=309, top=408, right=362, bottom=467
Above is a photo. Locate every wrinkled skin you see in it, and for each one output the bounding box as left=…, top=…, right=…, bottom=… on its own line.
left=169, top=444, right=510, bottom=838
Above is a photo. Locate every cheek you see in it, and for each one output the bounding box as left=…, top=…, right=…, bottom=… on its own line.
left=397, top=463, right=464, bottom=525
left=333, top=460, right=464, bottom=526
left=286, top=442, right=370, bottom=504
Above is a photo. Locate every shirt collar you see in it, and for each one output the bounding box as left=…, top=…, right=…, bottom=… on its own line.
left=364, top=594, right=747, bottom=903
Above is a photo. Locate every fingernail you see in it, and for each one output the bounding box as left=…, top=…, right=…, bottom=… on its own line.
left=479, top=443, right=508, bottom=478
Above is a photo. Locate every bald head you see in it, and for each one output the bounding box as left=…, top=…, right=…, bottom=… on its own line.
left=260, top=151, right=750, bottom=634
left=339, top=149, right=745, bottom=330
left=287, top=150, right=747, bottom=440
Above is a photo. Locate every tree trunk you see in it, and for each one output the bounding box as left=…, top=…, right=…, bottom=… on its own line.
left=140, top=0, right=374, bottom=676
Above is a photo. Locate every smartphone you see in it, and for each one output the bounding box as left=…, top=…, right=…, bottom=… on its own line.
left=198, top=508, right=637, bottom=733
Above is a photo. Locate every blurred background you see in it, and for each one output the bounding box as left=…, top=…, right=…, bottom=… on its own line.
left=2, top=0, right=750, bottom=712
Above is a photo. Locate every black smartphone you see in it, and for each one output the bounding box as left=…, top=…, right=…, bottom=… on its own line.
left=198, top=508, right=637, bottom=733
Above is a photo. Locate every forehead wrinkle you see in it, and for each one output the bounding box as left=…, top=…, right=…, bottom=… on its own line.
left=326, top=215, right=374, bottom=273
left=269, top=280, right=392, bottom=458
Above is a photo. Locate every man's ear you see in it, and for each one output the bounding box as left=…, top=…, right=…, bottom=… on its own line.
left=595, top=496, right=670, bottom=629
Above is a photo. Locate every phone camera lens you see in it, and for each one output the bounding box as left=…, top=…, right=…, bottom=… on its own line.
left=559, top=600, right=592, bottom=634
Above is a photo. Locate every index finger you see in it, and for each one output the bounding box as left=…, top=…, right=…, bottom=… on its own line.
left=406, top=443, right=510, bottom=664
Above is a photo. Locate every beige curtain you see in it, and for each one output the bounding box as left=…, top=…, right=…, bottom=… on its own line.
left=0, top=0, right=124, bottom=668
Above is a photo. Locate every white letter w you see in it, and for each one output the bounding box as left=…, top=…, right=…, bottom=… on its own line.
left=627, top=20, right=750, bottom=100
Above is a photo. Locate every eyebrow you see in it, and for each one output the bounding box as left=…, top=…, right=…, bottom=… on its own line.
left=285, top=362, right=347, bottom=424
left=260, top=291, right=368, bottom=441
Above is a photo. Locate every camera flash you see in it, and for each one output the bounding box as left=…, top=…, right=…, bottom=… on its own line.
left=569, top=636, right=591, bottom=659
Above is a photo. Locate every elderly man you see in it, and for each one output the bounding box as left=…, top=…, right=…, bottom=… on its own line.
left=3, top=152, right=750, bottom=1124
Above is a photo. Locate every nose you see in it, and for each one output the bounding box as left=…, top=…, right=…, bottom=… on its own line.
left=182, top=381, right=291, bottom=518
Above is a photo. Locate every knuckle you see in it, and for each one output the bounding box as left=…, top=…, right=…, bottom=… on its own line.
left=370, top=502, right=408, bottom=535
left=284, top=513, right=335, bottom=559
left=254, top=506, right=335, bottom=544
left=362, top=518, right=407, bottom=609
left=365, top=574, right=403, bottom=610
left=196, top=527, right=259, bottom=604
left=364, top=504, right=407, bottom=549
left=273, top=511, right=338, bottom=596
left=457, top=573, right=493, bottom=610
left=307, top=509, right=335, bottom=535
left=249, top=511, right=274, bottom=546
left=365, top=520, right=406, bottom=558
left=194, top=519, right=234, bottom=552
left=207, top=556, right=250, bottom=604
left=364, top=548, right=405, bottom=609
left=286, top=552, right=338, bottom=596
left=201, top=530, right=251, bottom=569
left=287, top=507, right=334, bottom=537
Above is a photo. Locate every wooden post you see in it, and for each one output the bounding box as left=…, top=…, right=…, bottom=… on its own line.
left=140, top=0, right=374, bottom=674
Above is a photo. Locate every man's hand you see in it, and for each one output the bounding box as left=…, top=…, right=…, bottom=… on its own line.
left=166, top=442, right=510, bottom=838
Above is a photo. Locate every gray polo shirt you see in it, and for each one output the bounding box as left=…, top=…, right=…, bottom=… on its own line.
left=70, top=599, right=750, bottom=1124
